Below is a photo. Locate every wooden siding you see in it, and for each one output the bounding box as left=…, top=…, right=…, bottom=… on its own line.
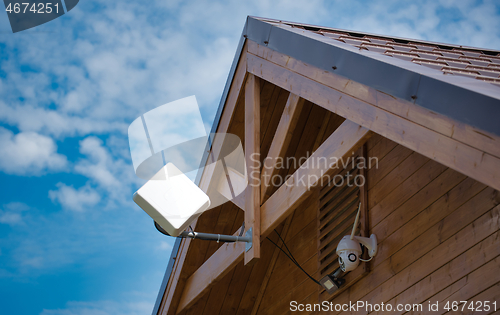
left=252, top=133, right=500, bottom=315
left=163, top=48, right=500, bottom=313
left=169, top=103, right=500, bottom=315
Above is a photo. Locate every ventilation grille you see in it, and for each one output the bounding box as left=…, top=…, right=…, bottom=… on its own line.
left=317, top=146, right=369, bottom=297
left=318, top=157, right=361, bottom=276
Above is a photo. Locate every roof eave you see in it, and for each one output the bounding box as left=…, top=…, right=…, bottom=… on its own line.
left=244, top=16, right=500, bottom=136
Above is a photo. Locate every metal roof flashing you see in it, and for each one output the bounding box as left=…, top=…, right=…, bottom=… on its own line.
left=245, top=17, right=500, bottom=136
left=250, top=16, right=500, bottom=55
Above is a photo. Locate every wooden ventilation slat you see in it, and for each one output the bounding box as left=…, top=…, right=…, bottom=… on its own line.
left=317, top=145, right=370, bottom=297
left=319, top=167, right=360, bottom=209
left=319, top=207, right=358, bottom=261
left=319, top=157, right=359, bottom=200
left=319, top=189, right=359, bottom=233
left=319, top=226, right=353, bottom=275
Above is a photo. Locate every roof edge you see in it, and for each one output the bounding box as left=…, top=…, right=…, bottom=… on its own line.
left=249, top=16, right=500, bottom=54
left=151, top=237, right=182, bottom=315
left=245, top=16, right=500, bottom=136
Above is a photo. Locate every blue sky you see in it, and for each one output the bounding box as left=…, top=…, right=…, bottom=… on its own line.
left=0, top=1, right=499, bottom=314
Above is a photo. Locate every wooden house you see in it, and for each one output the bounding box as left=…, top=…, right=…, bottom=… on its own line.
left=152, top=17, right=500, bottom=315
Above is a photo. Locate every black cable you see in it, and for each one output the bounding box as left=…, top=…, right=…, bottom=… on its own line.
left=266, top=234, right=321, bottom=286
left=156, top=220, right=320, bottom=285
left=273, top=229, right=299, bottom=265
left=273, top=230, right=319, bottom=285
left=239, top=222, right=245, bottom=237
left=265, top=237, right=294, bottom=263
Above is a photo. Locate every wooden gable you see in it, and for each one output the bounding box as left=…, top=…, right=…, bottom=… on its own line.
left=156, top=19, right=500, bottom=315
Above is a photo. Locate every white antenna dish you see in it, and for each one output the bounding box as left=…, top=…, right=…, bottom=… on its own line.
left=133, top=163, right=210, bottom=237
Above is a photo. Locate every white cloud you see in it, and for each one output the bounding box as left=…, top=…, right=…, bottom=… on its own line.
left=72, top=136, right=140, bottom=208
left=0, top=1, right=334, bottom=140
left=1, top=204, right=161, bottom=274
left=158, top=241, right=172, bottom=251
left=40, top=300, right=153, bottom=315
left=0, top=2, right=497, bottom=182
left=49, top=183, right=101, bottom=212
left=328, top=0, right=500, bottom=49
left=48, top=135, right=142, bottom=213
left=0, top=0, right=496, bottom=279
left=0, top=101, right=128, bottom=138
left=0, top=127, right=68, bottom=176
left=75, top=137, right=122, bottom=189
left=21, top=256, right=44, bottom=268
left=4, top=202, right=31, bottom=212
left=0, top=0, right=497, bottom=143
left=0, top=2, right=499, bottom=315
left=0, top=212, right=23, bottom=226
left=0, top=202, right=31, bottom=226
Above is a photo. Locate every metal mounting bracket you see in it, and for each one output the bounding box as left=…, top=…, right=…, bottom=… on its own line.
left=245, top=227, right=253, bottom=252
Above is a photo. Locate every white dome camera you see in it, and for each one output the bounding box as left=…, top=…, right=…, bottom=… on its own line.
left=336, top=234, right=377, bottom=272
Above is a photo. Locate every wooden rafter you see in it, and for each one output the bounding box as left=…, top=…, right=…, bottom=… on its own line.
left=176, top=233, right=245, bottom=314
left=229, top=191, right=245, bottom=211
left=198, top=48, right=248, bottom=196
left=246, top=44, right=500, bottom=193
left=259, top=119, right=372, bottom=236
left=247, top=41, right=500, bottom=160
left=260, top=93, right=304, bottom=203
left=159, top=218, right=198, bottom=315
left=245, top=73, right=261, bottom=265
left=175, top=119, right=372, bottom=314
left=161, top=46, right=248, bottom=315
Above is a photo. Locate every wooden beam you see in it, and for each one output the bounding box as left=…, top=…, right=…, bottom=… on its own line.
left=216, top=165, right=246, bottom=211
left=260, top=93, right=304, bottom=203
left=245, top=73, right=261, bottom=265
left=175, top=119, right=371, bottom=314
left=246, top=50, right=500, bottom=193
left=198, top=48, right=248, bottom=194
left=159, top=220, right=196, bottom=315
left=247, top=40, right=500, bottom=160
left=176, top=237, right=246, bottom=313
left=230, top=191, right=245, bottom=211
left=260, top=119, right=372, bottom=236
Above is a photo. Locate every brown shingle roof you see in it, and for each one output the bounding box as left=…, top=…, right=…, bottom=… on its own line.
left=314, top=28, right=500, bottom=83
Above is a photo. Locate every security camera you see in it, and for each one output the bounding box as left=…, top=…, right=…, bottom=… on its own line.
left=336, top=234, right=377, bottom=272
